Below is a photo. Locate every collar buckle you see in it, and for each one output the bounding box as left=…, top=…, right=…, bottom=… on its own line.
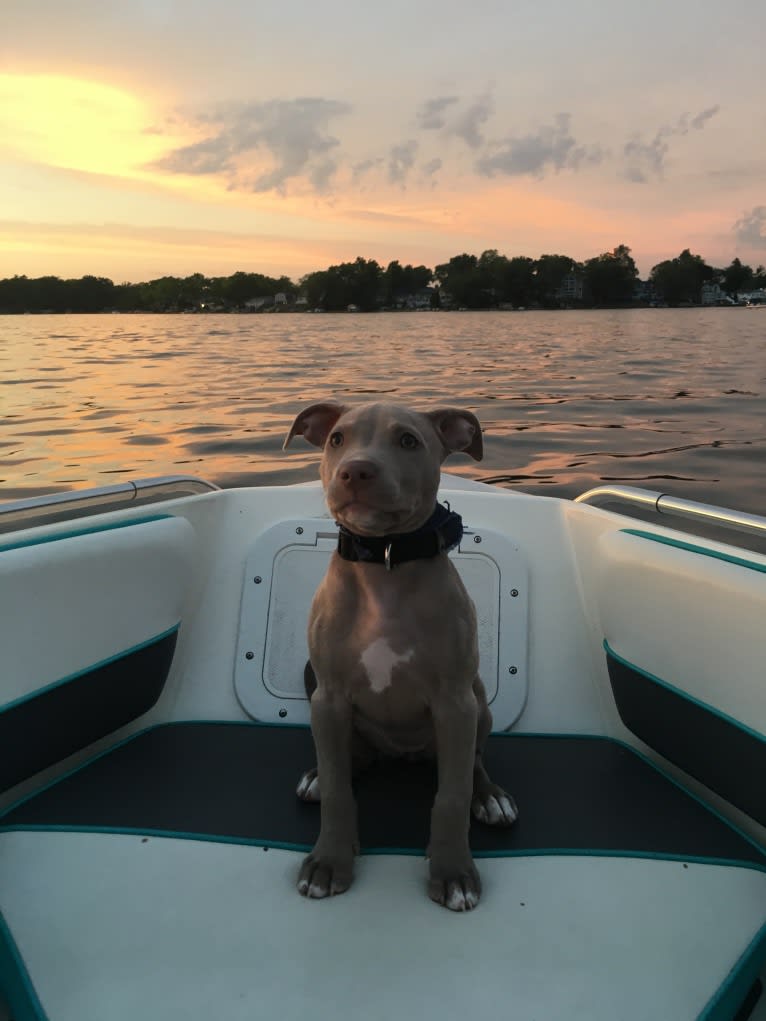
left=384, top=542, right=393, bottom=571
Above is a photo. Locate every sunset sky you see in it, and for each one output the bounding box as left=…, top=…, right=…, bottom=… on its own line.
left=2, top=0, right=764, bottom=283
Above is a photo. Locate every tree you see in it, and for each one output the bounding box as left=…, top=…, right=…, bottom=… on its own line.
left=0, top=241, right=760, bottom=314
left=650, top=249, right=714, bottom=305
left=464, top=249, right=501, bottom=305
left=209, top=271, right=295, bottom=308
left=534, top=254, right=577, bottom=306
left=405, top=264, right=433, bottom=294
left=583, top=245, right=638, bottom=305
left=179, top=273, right=210, bottom=308
left=722, top=258, right=754, bottom=297
left=505, top=257, right=537, bottom=307
left=434, top=253, right=484, bottom=307
left=68, top=275, right=115, bottom=312
left=302, top=258, right=382, bottom=311
left=383, top=260, right=404, bottom=306
left=143, top=276, right=184, bottom=311
left=0, top=275, right=30, bottom=313
left=300, top=270, right=328, bottom=309
left=382, top=261, right=434, bottom=307
left=346, top=257, right=382, bottom=310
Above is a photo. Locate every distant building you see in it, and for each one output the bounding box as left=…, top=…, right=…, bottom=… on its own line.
left=404, top=288, right=436, bottom=310
left=740, top=289, right=766, bottom=305
left=701, top=282, right=735, bottom=306
left=555, top=272, right=584, bottom=303
left=633, top=279, right=656, bottom=304
left=244, top=296, right=275, bottom=311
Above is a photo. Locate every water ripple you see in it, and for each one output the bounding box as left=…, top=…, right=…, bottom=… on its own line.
left=0, top=310, right=763, bottom=517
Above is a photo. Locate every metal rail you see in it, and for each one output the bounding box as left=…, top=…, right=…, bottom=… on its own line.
left=574, top=485, right=766, bottom=540
left=0, top=476, right=220, bottom=534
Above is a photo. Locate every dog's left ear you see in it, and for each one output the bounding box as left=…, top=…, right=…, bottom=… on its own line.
left=425, top=408, right=483, bottom=462
left=283, top=402, right=347, bottom=449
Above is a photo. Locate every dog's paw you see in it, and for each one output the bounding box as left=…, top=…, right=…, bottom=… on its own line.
left=296, top=768, right=320, bottom=802
left=428, top=860, right=482, bottom=912
left=472, top=787, right=518, bottom=826
left=297, top=850, right=354, bottom=899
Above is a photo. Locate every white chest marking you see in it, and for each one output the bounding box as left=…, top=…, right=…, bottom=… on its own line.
left=360, top=638, right=414, bottom=693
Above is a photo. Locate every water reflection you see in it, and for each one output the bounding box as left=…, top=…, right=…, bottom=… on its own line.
left=0, top=310, right=763, bottom=517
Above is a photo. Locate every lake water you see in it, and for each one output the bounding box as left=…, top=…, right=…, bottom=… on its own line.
left=1, top=309, right=764, bottom=517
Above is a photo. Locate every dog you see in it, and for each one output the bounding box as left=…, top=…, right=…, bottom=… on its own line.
left=283, top=401, right=517, bottom=911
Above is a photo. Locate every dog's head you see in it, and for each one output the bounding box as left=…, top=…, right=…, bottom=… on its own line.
left=284, top=401, right=482, bottom=536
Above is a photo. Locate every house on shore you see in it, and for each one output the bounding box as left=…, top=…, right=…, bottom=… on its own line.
left=701, top=282, right=736, bottom=306
left=244, top=296, right=274, bottom=312
left=555, top=272, right=584, bottom=304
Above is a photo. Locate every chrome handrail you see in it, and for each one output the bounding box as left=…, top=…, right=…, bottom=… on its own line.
left=574, top=485, right=766, bottom=540
left=0, top=475, right=220, bottom=534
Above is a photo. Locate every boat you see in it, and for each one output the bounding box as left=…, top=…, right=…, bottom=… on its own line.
left=0, top=473, right=764, bottom=1021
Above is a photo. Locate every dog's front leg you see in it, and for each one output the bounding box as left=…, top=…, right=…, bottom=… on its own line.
left=297, top=688, right=358, bottom=899
left=428, top=691, right=481, bottom=911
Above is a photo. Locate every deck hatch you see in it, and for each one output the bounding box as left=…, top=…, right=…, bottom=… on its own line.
left=234, top=518, right=528, bottom=729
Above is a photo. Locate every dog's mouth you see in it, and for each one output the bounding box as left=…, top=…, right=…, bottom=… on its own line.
left=333, top=500, right=397, bottom=535
left=332, top=497, right=428, bottom=537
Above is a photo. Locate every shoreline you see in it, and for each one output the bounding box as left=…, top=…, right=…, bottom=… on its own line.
left=2, top=304, right=757, bottom=316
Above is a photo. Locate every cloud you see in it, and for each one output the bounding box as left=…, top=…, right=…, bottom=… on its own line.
left=475, top=113, right=604, bottom=179
left=155, top=97, right=351, bottom=193
left=388, top=140, right=418, bottom=185
left=690, top=105, right=720, bottom=130
left=623, top=135, right=667, bottom=183
left=159, top=135, right=231, bottom=176
left=417, top=96, right=459, bottom=130
left=344, top=209, right=433, bottom=227
left=623, top=105, right=720, bottom=183
left=417, top=93, right=493, bottom=149
left=308, top=159, right=339, bottom=195
left=351, top=157, right=383, bottom=183
left=734, top=206, right=766, bottom=248
left=450, top=94, right=493, bottom=150
left=148, top=92, right=722, bottom=198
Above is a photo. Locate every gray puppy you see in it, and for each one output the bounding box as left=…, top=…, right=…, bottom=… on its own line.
left=284, top=401, right=517, bottom=911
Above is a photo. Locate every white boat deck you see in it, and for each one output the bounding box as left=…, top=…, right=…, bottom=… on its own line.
left=1, top=478, right=765, bottom=1020
left=2, top=831, right=765, bottom=1021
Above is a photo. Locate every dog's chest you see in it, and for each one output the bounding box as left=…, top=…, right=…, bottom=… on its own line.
left=311, top=558, right=476, bottom=703
left=359, top=636, right=415, bottom=693
left=351, top=625, right=432, bottom=739
left=346, top=598, right=433, bottom=710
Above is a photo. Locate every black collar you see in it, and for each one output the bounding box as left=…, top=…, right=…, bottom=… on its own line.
left=336, top=503, right=463, bottom=570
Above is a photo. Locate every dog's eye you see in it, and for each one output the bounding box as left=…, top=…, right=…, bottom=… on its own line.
left=329, top=431, right=344, bottom=448
left=400, top=432, right=419, bottom=450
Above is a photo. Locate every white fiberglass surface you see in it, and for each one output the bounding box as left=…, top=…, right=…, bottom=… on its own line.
left=2, top=831, right=765, bottom=1021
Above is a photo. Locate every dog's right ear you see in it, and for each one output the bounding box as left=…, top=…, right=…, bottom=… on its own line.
left=283, top=402, right=347, bottom=449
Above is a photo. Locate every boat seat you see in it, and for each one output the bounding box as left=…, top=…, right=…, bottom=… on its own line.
left=1, top=724, right=765, bottom=1021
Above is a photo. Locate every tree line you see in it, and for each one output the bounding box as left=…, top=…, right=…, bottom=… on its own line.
left=0, top=271, right=296, bottom=315
left=1, top=247, right=764, bottom=314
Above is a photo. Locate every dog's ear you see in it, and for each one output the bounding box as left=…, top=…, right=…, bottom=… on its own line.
left=424, top=408, right=483, bottom=462
left=283, top=402, right=347, bottom=449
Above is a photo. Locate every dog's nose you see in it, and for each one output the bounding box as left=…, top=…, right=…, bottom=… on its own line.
left=338, top=459, right=378, bottom=485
